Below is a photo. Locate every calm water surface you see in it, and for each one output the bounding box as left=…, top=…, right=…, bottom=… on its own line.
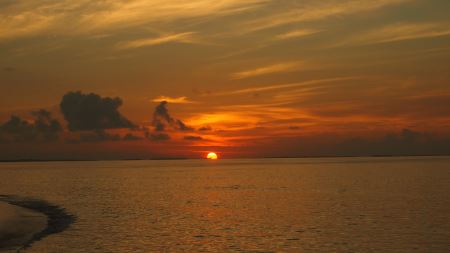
left=0, top=157, right=449, bottom=252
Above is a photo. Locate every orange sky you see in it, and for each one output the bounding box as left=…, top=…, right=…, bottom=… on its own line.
left=1, top=0, right=450, bottom=159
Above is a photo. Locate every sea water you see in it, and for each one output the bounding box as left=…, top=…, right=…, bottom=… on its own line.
left=0, top=157, right=449, bottom=252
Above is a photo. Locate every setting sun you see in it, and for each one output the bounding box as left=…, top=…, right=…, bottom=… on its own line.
left=206, top=152, right=218, bottom=160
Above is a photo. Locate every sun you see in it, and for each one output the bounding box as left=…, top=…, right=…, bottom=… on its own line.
left=206, top=152, right=218, bottom=160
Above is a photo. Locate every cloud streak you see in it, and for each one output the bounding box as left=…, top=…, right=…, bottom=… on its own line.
left=236, top=0, right=411, bottom=34
left=217, top=77, right=360, bottom=95
left=184, top=135, right=204, bottom=141
left=152, top=96, right=195, bottom=104
left=0, top=0, right=266, bottom=40
left=117, top=32, right=197, bottom=49
left=334, top=23, right=450, bottom=47
left=274, top=29, right=321, bottom=41
left=231, top=61, right=305, bottom=80
left=0, top=8, right=58, bottom=40
left=79, top=0, right=266, bottom=32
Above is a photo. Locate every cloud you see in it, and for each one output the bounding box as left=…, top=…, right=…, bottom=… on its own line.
left=147, top=132, right=171, bottom=141
left=255, top=129, right=450, bottom=157
left=334, top=23, right=450, bottom=47
left=0, top=0, right=266, bottom=41
left=152, top=101, right=192, bottom=132
left=117, top=32, right=197, bottom=49
left=184, top=135, right=204, bottom=141
left=0, top=8, right=58, bottom=40
left=152, top=101, right=174, bottom=131
left=217, top=76, right=359, bottom=95
left=67, top=130, right=144, bottom=143
left=237, top=0, right=410, bottom=34
left=0, top=109, right=62, bottom=143
left=335, top=129, right=450, bottom=156
left=79, top=0, right=266, bottom=33
left=188, top=111, right=259, bottom=126
left=77, top=130, right=121, bottom=142
left=123, top=133, right=143, bottom=141
left=274, top=29, right=321, bottom=41
left=231, top=61, right=305, bottom=80
left=60, top=91, right=134, bottom=131
left=198, top=126, right=212, bottom=131
left=152, top=96, right=194, bottom=104
left=176, top=119, right=192, bottom=131
left=31, top=110, right=62, bottom=140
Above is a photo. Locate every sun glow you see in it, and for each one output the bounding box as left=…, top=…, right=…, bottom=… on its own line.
left=206, top=152, right=218, bottom=160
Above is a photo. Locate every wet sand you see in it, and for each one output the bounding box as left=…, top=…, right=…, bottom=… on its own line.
left=0, top=196, right=75, bottom=252
left=0, top=202, right=47, bottom=251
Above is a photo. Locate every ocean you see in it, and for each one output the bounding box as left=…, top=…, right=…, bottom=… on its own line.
left=0, top=157, right=449, bottom=252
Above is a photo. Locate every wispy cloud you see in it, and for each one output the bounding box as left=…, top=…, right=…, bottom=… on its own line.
left=334, top=23, right=450, bottom=47
left=217, top=76, right=360, bottom=95
left=117, top=32, right=197, bottom=49
left=0, top=0, right=266, bottom=40
left=79, top=0, right=267, bottom=32
left=188, top=112, right=260, bottom=126
left=237, top=0, right=410, bottom=34
left=0, top=10, right=58, bottom=40
left=152, top=96, right=195, bottom=104
left=231, top=61, right=305, bottom=80
left=274, top=29, right=322, bottom=41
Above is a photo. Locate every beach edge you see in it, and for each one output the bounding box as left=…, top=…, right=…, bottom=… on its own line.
left=0, top=195, right=76, bottom=251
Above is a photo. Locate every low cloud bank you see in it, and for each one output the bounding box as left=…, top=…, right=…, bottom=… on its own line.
left=264, top=129, right=450, bottom=157
left=336, top=129, right=450, bottom=156
left=0, top=110, right=62, bottom=143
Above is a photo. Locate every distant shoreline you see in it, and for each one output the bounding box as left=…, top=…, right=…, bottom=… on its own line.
left=0, top=154, right=449, bottom=163
left=0, top=195, right=76, bottom=251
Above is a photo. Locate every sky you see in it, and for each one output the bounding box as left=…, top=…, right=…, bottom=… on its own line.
left=1, top=0, right=450, bottom=160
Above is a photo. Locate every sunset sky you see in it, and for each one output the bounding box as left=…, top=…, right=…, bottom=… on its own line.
left=1, top=0, right=450, bottom=159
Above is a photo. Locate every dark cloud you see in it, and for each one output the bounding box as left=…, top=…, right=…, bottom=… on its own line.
left=123, top=133, right=143, bottom=141
left=67, top=130, right=143, bottom=143
left=153, top=101, right=173, bottom=131
left=60, top=91, right=134, bottom=131
left=154, top=121, right=165, bottom=131
left=266, top=129, right=450, bottom=157
left=198, top=126, right=212, bottom=131
left=152, top=101, right=192, bottom=132
left=288, top=126, right=300, bottom=130
left=147, top=132, right=171, bottom=141
left=336, top=129, right=450, bottom=156
left=76, top=130, right=121, bottom=143
left=176, top=119, right=191, bottom=131
left=31, top=110, right=63, bottom=141
left=0, top=116, right=35, bottom=142
left=307, top=93, right=450, bottom=119
left=0, top=110, right=62, bottom=143
left=184, top=135, right=204, bottom=141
